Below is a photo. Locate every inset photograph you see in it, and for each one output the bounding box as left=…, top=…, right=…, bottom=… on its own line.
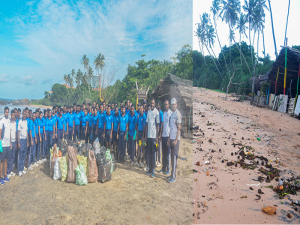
left=193, top=0, right=300, bottom=224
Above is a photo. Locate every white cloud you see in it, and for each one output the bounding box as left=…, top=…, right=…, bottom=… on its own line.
left=21, top=75, right=37, bottom=85
left=0, top=74, right=10, bottom=83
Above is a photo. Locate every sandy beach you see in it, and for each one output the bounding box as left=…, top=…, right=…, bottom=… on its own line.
left=0, top=139, right=193, bottom=225
left=193, top=87, right=300, bottom=224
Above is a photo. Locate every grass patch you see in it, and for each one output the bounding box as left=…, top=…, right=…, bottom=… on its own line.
left=198, top=87, right=226, bottom=94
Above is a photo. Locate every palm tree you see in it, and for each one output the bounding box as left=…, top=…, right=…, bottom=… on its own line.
left=220, top=0, right=241, bottom=67
left=94, top=53, right=105, bottom=101
left=87, top=66, right=94, bottom=91
left=210, top=0, right=229, bottom=73
left=243, top=0, right=258, bottom=68
left=236, top=13, right=248, bottom=65
left=267, top=0, right=278, bottom=58
left=259, top=0, right=268, bottom=58
left=75, top=69, right=83, bottom=100
left=284, top=0, right=291, bottom=46
left=81, top=54, right=91, bottom=96
left=207, top=24, right=221, bottom=69
left=63, top=74, right=70, bottom=96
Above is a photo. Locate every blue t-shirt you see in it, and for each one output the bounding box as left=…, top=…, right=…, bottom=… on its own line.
left=26, top=118, right=31, bottom=133
left=119, top=114, right=128, bottom=132
left=67, top=113, right=74, bottom=127
left=80, top=110, right=85, bottom=119
left=30, top=119, right=35, bottom=137
left=113, top=114, right=120, bottom=132
left=128, top=113, right=137, bottom=136
left=74, top=112, right=81, bottom=126
left=44, top=117, right=48, bottom=131
left=57, top=116, right=64, bottom=130
left=47, top=117, right=55, bottom=132
left=39, top=117, right=45, bottom=134
left=34, top=118, right=39, bottom=135
left=81, top=115, right=88, bottom=127
left=62, top=113, right=68, bottom=131
left=93, top=114, right=98, bottom=126
left=104, top=114, right=113, bottom=130
left=98, top=112, right=105, bottom=129
left=88, top=115, right=93, bottom=128
left=159, top=110, right=163, bottom=128
left=138, top=112, right=146, bottom=131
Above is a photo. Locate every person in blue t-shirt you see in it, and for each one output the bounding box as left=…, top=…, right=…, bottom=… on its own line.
left=37, top=111, right=45, bottom=163
left=81, top=108, right=89, bottom=143
left=62, top=108, right=68, bottom=139
left=67, top=107, right=75, bottom=141
left=118, top=106, right=128, bottom=163
left=128, top=105, right=138, bottom=165
left=56, top=109, right=64, bottom=145
left=28, top=112, right=37, bottom=170
left=46, top=110, right=55, bottom=158
left=92, top=109, right=98, bottom=143
left=34, top=111, right=40, bottom=164
left=156, top=101, right=163, bottom=167
left=103, top=106, right=113, bottom=150
left=112, top=106, right=120, bottom=160
left=88, top=108, right=94, bottom=144
left=137, top=104, right=146, bottom=167
left=73, top=105, right=81, bottom=140
left=96, top=105, right=105, bottom=146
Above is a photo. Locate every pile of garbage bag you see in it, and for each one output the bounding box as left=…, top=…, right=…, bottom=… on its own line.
left=49, top=139, right=116, bottom=185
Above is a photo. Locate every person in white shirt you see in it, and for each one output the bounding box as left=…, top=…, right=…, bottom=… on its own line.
left=0, top=107, right=11, bottom=184
left=159, top=99, right=172, bottom=175
left=145, top=99, right=160, bottom=178
left=18, top=110, right=29, bottom=177
left=167, top=98, right=182, bottom=183
left=7, top=111, right=17, bottom=178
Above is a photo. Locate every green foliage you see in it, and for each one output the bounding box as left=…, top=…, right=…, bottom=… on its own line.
left=38, top=45, right=191, bottom=106
left=193, top=41, right=274, bottom=95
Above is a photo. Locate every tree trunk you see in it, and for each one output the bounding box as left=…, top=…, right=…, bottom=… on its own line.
left=239, top=32, right=243, bottom=65
left=205, top=44, right=223, bottom=78
left=233, top=39, right=252, bottom=75
left=198, top=38, right=207, bottom=65
left=268, top=0, right=278, bottom=58
left=257, top=30, right=260, bottom=59
left=226, top=69, right=236, bottom=101
left=252, top=29, right=256, bottom=62
left=209, top=43, right=222, bottom=69
left=284, top=0, right=291, bottom=46
left=214, top=18, right=229, bottom=74
left=251, top=61, right=258, bottom=105
left=262, top=27, right=266, bottom=57
left=248, top=16, right=253, bottom=68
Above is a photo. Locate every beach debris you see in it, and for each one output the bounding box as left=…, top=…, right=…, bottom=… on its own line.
left=247, top=183, right=261, bottom=186
left=204, top=161, right=210, bottom=165
left=249, top=187, right=253, bottom=190
left=258, top=189, right=264, bottom=194
left=195, top=161, right=201, bottom=166
left=254, top=194, right=261, bottom=201
left=262, top=206, right=276, bottom=215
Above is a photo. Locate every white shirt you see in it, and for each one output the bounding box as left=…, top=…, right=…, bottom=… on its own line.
left=18, top=118, right=28, bottom=140
left=146, top=108, right=160, bottom=139
left=0, top=117, right=11, bottom=147
left=10, top=120, right=16, bottom=142
left=170, top=109, right=181, bottom=140
left=162, top=109, right=172, bottom=137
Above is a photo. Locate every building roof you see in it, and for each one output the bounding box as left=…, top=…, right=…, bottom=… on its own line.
left=268, top=46, right=300, bottom=96
left=62, top=83, right=76, bottom=89
left=151, top=73, right=193, bottom=108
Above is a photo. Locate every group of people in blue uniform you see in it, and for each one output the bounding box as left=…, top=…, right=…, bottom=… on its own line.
left=0, top=97, right=182, bottom=185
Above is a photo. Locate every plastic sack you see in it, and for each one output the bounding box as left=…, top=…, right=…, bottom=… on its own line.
left=87, top=150, right=98, bottom=183
left=67, top=146, right=78, bottom=183
left=75, top=164, right=88, bottom=186
left=77, top=155, right=87, bottom=174
left=111, top=154, right=116, bottom=172
left=93, top=138, right=100, bottom=154
left=97, top=156, right=112, bottom=183
left=133, top=130, right=137, bottom=140
left=53, top=157, right=62, bottom=180
left=59, top=156, right=68, bottom=182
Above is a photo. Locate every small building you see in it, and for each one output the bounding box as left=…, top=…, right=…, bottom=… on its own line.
left=151, top=73, right=193, bottom=136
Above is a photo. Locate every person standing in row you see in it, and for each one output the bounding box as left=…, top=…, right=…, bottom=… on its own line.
left=0, top=107, right=11, bottom=184
left=159, top=99, right=172, bottom=175
left=117, top=106, right=128, bottom=163
left=74, top=105, right=81, bottom=140
left=37, top=111, right=46, bottom=163
left=103, top=106, right=113, bottom=150
left=137, top=104, right=146, bottom=167
left=7, top=110, right=16, bottom=178
left=17, top=109, right=28, bottom=177
left=112, top=106, right=120, bottom=160
left=156, top=102, right=163, bottom=167
left=67, top=108, right=74, bottom=141
left=128, top=105, right=138, bottom=166
left=47, top=110, right=55, bottom=158
left=88, top=108, right=94, bottom=143
left=81, top=108, right=89, bottom=143
left=145, top=99, right=160, bottom=178
left=92, top=109, right=98, bottom=143
left=56, top=109, right=64, bottom=144
left=167, top=98, right=181, bottom=183
left=97, top=105, right=105, bottom=146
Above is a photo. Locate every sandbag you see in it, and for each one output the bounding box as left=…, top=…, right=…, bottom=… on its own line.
left=67, top=146, right=78, bottom=183
left=77, top=155, right=87, bottom=174
left=59, top=155, right=68, bottom=182
left=53, top=157, right=62, bottom=180
left=75, top=164, right=88, bottom=186
left=87, top=150, right=98, bottom=183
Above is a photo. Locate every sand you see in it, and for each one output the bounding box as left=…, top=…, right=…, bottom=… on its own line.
left=0, top=139, right=193, bottom=225
left=193, top=87, right=300, bottom=224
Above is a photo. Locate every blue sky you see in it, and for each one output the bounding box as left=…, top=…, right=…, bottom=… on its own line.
left=0, top=0, right=192, bottom=100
